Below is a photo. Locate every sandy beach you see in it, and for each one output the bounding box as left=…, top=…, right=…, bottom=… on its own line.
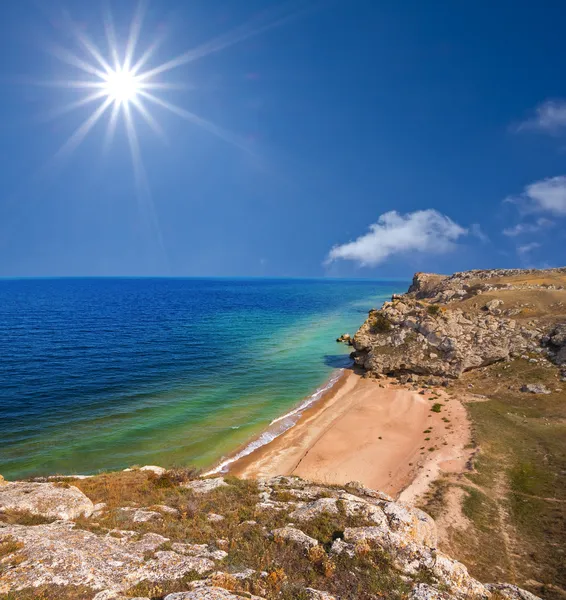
left=230, top=371, right=471, bottom=501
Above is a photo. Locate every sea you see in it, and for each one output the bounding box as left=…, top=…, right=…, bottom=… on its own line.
left=0, top=278, right=406, bottom=480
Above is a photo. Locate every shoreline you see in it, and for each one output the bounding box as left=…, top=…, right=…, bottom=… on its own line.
left=225, top=370, right=472, bottom=502
left=203, top=368, right=349, bottom=476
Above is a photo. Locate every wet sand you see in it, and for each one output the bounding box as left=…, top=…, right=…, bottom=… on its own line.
left=230, top=371, right=471, bottom=500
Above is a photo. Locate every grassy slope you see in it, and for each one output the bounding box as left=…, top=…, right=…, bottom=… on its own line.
left=420, top=359, right=566, bottom=599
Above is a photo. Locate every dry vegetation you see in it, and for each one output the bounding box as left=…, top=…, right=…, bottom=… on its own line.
left=419, top=358, right=566, bottom=600
left=0, top=472, right=416, bottom=600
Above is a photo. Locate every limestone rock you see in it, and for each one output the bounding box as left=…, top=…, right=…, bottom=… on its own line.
left=520, top=383, right=551, bottom=394
left=486, top=583, right=542, bottom=600
left=165, top=588, right=265, bottom=600
left=207, top=512, right=225, bottom=523
left=305, top=588, right=338, bottom=600
left=272, top=525, right=319, bottom=550
left=351, top=267, right=566, bottom=379
left=0, top=521, right=218, bottom=593
left=170, top=542, right=228, bottom=561
left=140, top=465, right=167, bottom=476
left=288, top=497, right=339, bottom=521
left=409, top=583, right=456, bottom=599
left=0, top=482, right=94, bottom=520
left=182, top=478, right=228, bottom=494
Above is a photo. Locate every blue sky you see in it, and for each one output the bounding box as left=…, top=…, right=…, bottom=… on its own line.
left=1, top=0, right=566, bottom=278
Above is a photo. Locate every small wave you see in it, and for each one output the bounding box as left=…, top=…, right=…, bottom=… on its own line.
left=203, top=369, right=344, bottom=476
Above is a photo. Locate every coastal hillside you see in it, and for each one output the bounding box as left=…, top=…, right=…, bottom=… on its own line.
left=0, top=469, right=538, bottom=600
left=351, top=268, right=566, bottom=599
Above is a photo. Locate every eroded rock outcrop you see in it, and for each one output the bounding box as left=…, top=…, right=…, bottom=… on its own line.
left=0, top=481, right=94, bottom=520
left=0, top=472, right=543, bottom=599
left=352, top=267, right=566, bottom=379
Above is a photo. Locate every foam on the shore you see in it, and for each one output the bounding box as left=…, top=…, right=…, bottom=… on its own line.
left=203, top=369, right=344, bottom=476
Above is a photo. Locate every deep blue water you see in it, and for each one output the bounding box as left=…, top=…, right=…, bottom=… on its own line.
left=0, top=278, right=405, bottom=479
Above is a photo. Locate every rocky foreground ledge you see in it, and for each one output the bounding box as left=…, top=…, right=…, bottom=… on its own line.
left=352, top=267, right=566, bottom=382
left=0, top=469, right=539, bottom=599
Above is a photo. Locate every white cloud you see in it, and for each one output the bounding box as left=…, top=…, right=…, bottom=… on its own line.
left=517, top=242, right=541, bottom=255
left=502, top=217, right=553, bottom=237
left=326, top=210, right=467, bottom=267
left=516, top=100, right=566, bottom=134
left=519, top=176, right=566, bottom=216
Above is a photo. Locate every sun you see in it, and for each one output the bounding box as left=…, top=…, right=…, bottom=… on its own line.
left=102, top=67, right=140, bottom=104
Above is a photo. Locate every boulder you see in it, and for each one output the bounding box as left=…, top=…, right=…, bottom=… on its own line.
left=140, top=465, right=167, bottom=476
left=520, top=384, right=551, bottom=394
left=288, top=498, right=339, bottom=521
left=272, top=526, right=319, bottom=550
left=305, top=589, right=338, bottom=600
left=182, top=478, right=228, bottom=494
left=409, top=583, right=456, bottom=599
left=0, top=482, right=94, bottom=520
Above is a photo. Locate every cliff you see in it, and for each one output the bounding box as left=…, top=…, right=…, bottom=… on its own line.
left=0, top=469, right=539, bottom=599
left=352, top=268, right=566, bottom=381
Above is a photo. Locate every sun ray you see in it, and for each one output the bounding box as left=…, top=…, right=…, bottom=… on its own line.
left=137, top=1, right=307, bottom=82
left=103, top=4, right=121, bottom=71
left=103, top=102, right=122, bottom=153
left=131, top=97, right=166, bottom=141
left=41, top=89, right=109, bottom=121
left=17, top=78, right=106, bottom=90
left=52, top=97, right=114, bottom=163
left=137, top=81, right=194, bottom=91
left=124, top=0, right=147, bottom=71
left=130, top=36, right=164, bottom=76
left=123, top=102, right=169, bottom=270
left=137, top=90, right=251, bottom=152
left=63, top=10, right=114, bottom=75
left=46, top=43, right=107, bottom=79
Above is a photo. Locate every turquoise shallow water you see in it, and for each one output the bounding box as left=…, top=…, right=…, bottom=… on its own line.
left=0, top=278, right=406, bottom=480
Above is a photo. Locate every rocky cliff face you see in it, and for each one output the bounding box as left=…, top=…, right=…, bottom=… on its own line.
left=0, top=470, right=540, bottom=600
left=352, top=268, right=566, bottom=381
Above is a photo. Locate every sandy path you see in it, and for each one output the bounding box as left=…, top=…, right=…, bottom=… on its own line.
left=230, top=371, right=471, bottom=499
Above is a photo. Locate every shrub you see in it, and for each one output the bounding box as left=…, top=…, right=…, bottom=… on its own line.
left=427, top=304, right=441, bottom=316
left=431, top=403, right=443, bottom=413
left=369, top=312, right=391, bottom=333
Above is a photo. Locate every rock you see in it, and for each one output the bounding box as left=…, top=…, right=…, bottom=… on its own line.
left=484, top=299, right=504, bottom=313
left=338, top=493, right=388, bottom=526
left=170, top=542, right=228, bottom=561
left=305, top=589, right=338, bottom=600
left=0, top=482, right=94, bottom=520
left=520, top=384, right=551, bottom=394
left=409, top=583, right=456, bottom=599
left=133, top=509, right=163, bottom=523
left=207, top=512, right=225, bottom=523
left=336, top=333, right=352, bottom=344
left=0, top=475, right=6, bottom=486
left=288, top=498, right=338, bottom=521
left=154, top=504, right=180, bottom=516
left=0, top=522, right=219, bottom=594
left=165, top=588, right=265, bottom=600
left=93, top=592, right=150, bottom=600
left=382, top=502, right=437, bottom=548
left=272, top=526, right=319, bottom=550
left=330, top=537, right=356, bottom=557
left=485, top=584, right=542, bottom=599
left=140, top=465, right=167, bottom=476
left=182, top=478, right=228, bottom=494
left=351, top=267, right=566, bottom=380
